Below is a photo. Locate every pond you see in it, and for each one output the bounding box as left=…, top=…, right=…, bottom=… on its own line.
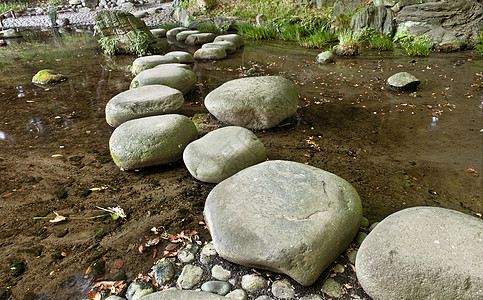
left=0, top=30, right=481, bottom=298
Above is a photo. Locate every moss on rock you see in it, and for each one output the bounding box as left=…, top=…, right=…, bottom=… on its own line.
left=32, top=69, right=66, bottom=84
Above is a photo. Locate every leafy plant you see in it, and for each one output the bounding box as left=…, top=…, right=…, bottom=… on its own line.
left=159, top=22, right=182, bottom=30
left=333, top=29, right=361, bottom=55
left=299, top=25, right=338, bottom=48
left=235, top=23, right=277, bottom=40
left=475, top=31, right=483, bottom=55
left=98, top=36, right=118, bottom=56
left=129, top=31, right=150, bottom=56
left=360, top=28, right=393, bottom=51
left=395, top=29, right=432, bottom=56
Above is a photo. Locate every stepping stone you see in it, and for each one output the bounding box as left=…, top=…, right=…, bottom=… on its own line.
left=387, top=72, right=420, bottom=90
left=105, top=85, right=184, bottom=127
left=165, top=51, right=194, bottom=63
left=140, top=289, right=225, bottom=299
left=194, top=48, right=227, bottom=60
left=202, top=41, right=237, bottom=54
left=316, top=51, right=335, bottom=64
left=204, top=76, right=298, bottom=130
left=131, top=55, right=179, bottom=75
left=130, top=66, right=197, bottom=95
left=183, top=126, right=266, bottom=183
left=109, top=114, right=198, bottom=170
left=185, top=33, right=216, bottom=46
left=356, top=206, right=483, bottom=300
left=166, top=26, right=190, bottom=38
left=154, top=63, right=191, bottom=70
left=176, top=30, right=200, bottom=41
left=150, top=28, right=167, bottom=38
left=204, top=160, right=362, bottom=286
left=214, top=34, right=244, bottom=48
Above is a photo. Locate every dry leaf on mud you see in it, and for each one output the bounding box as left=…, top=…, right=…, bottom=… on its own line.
left=463, top=168, right=476, bottom=173
left=50, top=212, right=66, bottom=223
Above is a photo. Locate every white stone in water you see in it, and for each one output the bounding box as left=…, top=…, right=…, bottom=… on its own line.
left=214, top=34, right=244, bottom=48
left=356, top=206, right=483, bottom=300
left=131, top=55, right=179, bottom=75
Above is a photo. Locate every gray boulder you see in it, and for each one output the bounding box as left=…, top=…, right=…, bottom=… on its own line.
left=185, top=33, right=216, bottom=46
left=131, top=55, right=179, bottom=75
left=204, top=160, right=362, bottom=286
left=109, top=114, right=198, bottom=170
left=387, top=72, right=420, bottom=90
left=316, top=51, right=335, bottom=64
left=202, top=41, right=237, bottom=54
left=150, top=28, right=167, bottom=38
left=213, top=34, right=244, bottom=48
left=166, top=26, right=189, bottom=38
left=183, top=126, right=266, bottom=183
left=194, top=47, right=227, bottom=60
left=356, top=206, right=483, bottom=300
left=350, top=6, right=396, bottom=37
left=105, top=85, right=184, bottom=127
left=204, top=76, right=298, bottom=130
left=130, top=66, right=197, bottom=95
left=139, top=289, right=225, bottom=300
left=176, top=30, right=200, bottom=41
left=165, top=51, right=194, bottom=63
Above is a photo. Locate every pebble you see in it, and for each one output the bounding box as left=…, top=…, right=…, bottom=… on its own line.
left=368, top=221, right=380, bottom=231
left=200, top=242, right=217, bottom=265
left=300, top=295, right=323, bottom=300
left=211, top=265, right=231, bottom=281
left=201, top=280, right=232, bottom=296
left=225, top=289, right=248, bottom=300
left=271, top=279, right=295, bottom=299
left=153, top=259, right=175, bottom=285
left=241, top=274, right=267, bottom=293
left=255, top=296, right=273, bottom=300
left=333, top=264, right=345, bottom=273
left=321, top=278, right=342, bottom=298
left=353, top=232, right=368, bottom=246
left=360, top=216, right=370, bottom=227
left=178, top=243, right=199, bottom=263
left=125, top=279, right=154, bottom=300
left=177, top=264, right=204, bottom=289
left=347, top=250, right=358, bottom=264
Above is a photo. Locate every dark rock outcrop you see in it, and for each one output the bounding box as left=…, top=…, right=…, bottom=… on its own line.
left=351, top=6, right=396, bottom=37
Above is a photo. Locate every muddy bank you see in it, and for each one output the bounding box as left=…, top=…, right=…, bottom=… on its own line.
left=0, top=32, right=481, bottom=299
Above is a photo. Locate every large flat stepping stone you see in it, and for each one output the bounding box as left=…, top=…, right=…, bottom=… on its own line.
left=150, top=28, right=167, bottom=38
left=131, top=55, right=179, bottom=75
left=165, top=51, right=194, bottom=63
left=213, top=34, right=244, bottom=48
left=166, top=27, right=190, bottom=38
left=202, top=41, right=237, bottom=54
left=176, top=30, right=200, bottom=41
left=356, top=207, right=483, bottom=300
left=194, top=48, right=227, bottom=61
left=204, top=160, right=362, bottom=286
left=185, top=33, right=216, bottom=46
left=183, top=126, right=266, bottom=183
left=109, top=114, right=198, bottom=170
left=105, top=85, right=184, bottom=127
left=387, top=72, right=420, bottom=90
left=204, top=76, right=298, bottom=130
left=139, top=289, right=225, bottom=299
left=130, top=66, right=197, bottom=95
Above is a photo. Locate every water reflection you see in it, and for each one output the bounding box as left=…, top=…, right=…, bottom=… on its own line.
left=431, top=116, right=439, bottom=127
left=0, top=131, right=6, bottom=140
left=26, top=118, right=44, bottom=136
left=15, top=85, right=25, bottom=97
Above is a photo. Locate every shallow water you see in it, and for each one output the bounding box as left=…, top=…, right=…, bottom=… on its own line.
left=0, top=31, right=481, bottom=298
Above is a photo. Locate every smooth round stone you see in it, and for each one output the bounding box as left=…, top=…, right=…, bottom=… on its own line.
left=166, top=26, right=189, bottom=38
left=368, top=221, right=379, bottom=231
left=131, top=55, right=179, bottom=75
left=183, top=126, right=266, bottom=183
left=177, top=264, right=204, bottom=289
left=204, top=76, right=298, bottom=130
left=201, top=281, right=231, bottom=296
left=202, top=41, right=237, bottom=54
left=154, top=63, right=191, bottom=70
left=178, top=243, right=199, bottom=263
left=213, top=34, right=244, bottom=48
left=387, top=71, right=420, bottom=90
left=125, top=279, right=154, bottom=300
left=150, top=28, right=167, bottom=38
left=200, top=241, right=217, bottom=265
left=130, top=66, right=197, bottom=95
left=225, top=289, right=248, bottom=300
left=241, top=274, right=267, bottom=292
left=271, top=279, right=295, bottom=299
left=185, top=32, right=216, bottom=45
left=255, top=296, right=273, bottom=300
left=105, top=296, right=125, bottom=300
left=204, top=160, right=362, bottom=286
left=140, top=289, right=226, bottom=300
left=165, top=51, right=194, bottom=63
left=176, top=30, right=200, bottom=41
left=194, top=47, right=227, bottom=60
left=321, top=278, right=342, bottom=298
left=300, top=295, right=323, bottom=300
left=105, top=85, right=184, bottom=127
left=153, top=259, right=175, bottom=285
left=109, top=114, right=198, bottom=170
left=353, top=231, right=367, bottom=246
left=360, top=216, right=370, bottom=227
left=356, top=207, right=483, bottom=300
left=316, top=51, right=335, bottom=64
left=211, top=265, right=231, bottom=281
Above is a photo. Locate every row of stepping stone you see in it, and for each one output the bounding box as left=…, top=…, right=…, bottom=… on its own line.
left=150, top=27, right=244, bottom=60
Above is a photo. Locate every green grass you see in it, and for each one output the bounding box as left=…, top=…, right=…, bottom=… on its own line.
left=395, top=29, right=433, bottom=56
left=299, top=26, right=338, bottom=48
left=360, top=28, right=394, bottom=51
left=474, top=32, right=483, bottom=55
left=333, top=29, right=361, bottom=56
left=235, top=23, right=277, bottom=40
left=159, top=22, right=183, bottom=30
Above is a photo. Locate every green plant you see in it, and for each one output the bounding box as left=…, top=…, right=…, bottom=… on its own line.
left=395, top=29, right=432, bottom=56
left=98, top=36, right=118, bottom=56
left=298, top=25, right=338, bottom=48
left=129, top=31, right=150, bottom=56
left=475, top=31, right=483, bottom=55
left=235, top=23, right=277, bottom=40
left=333, top=29, right=361, bottom=55
left=360, top=28, right=393, bottom=51
left=159, top=22, right=182, bottom=30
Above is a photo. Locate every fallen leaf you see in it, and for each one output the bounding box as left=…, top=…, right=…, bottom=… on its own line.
left=50, top=214, right=66, bottom=223
left=463, top=168, right=476, bottom=173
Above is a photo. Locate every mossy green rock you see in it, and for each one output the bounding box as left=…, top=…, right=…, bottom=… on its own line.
left=109, top=114, right=198, bottom=170
left=32, top=69, right=66, bottom=84
left=204, top=76, right=298, bottom=130
left=131, top=55, right=179, bottom=75
left=130, top=66, right=196, bottom=95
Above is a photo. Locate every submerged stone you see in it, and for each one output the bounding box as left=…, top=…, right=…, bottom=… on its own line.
left=32, top=69, right=66, bottom=84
